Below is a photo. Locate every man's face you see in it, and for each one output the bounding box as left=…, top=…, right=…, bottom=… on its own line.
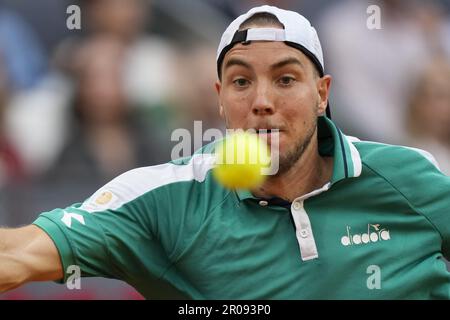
left=216, top=41, right=331, bottom=174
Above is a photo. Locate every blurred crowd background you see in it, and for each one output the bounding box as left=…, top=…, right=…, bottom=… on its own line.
left=0, top=0, right=449, bottom=299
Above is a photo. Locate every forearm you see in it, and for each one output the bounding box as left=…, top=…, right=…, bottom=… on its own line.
left=0, top=228, right=29, bottom=292
left=0, top=226, right=63, bottom=293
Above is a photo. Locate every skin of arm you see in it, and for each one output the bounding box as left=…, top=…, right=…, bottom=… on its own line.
left=0, top=225, right=63, bottom=292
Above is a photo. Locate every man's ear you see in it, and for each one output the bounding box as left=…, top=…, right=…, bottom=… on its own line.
left=215, top=81, right=225, bottom=118
left=317, top=75, right=332, bottom=116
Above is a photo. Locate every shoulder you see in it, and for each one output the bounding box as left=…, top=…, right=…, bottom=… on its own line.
left=350, top=137, right=442, bottom=175
left=80, top=153, right=217, bottom=213
left=349, top=137, right=450, bottom=219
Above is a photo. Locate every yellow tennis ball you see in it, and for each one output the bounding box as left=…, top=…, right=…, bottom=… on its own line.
left=213, top=131, right=271, bottom=189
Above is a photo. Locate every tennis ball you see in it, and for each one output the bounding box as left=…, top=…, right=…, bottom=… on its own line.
left=213, top=131, right=271, bottom=189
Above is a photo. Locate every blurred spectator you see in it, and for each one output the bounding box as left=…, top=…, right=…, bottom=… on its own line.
left=1, top=0, right=79, bottom=52
left=0, top=4, right=72, bottom=177
left=405, top=58, right=450, bottom=176
left=4, top=0, right=179, bottom=178
left=0, top=53, right=26, bottom=189
left=0, top=6, right=47, bottom=91
left=56, top=0, right=178, bottom=111
left=83, top=0, right=146, bottom=43
left=43, top=36, right=170, bottom=188
left=4, top=73, right=72, bottom=176
left=318, top=0, right=450, bottom=144
left=173, top=44, right=225, bottom=145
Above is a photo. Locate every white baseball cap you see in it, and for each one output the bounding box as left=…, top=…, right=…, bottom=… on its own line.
left=216, top=5, right=329, bottom=117
left=217, top=5, right=324, bottom=77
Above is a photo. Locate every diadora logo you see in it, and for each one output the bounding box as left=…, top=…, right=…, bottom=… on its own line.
left=341, top=224, right=390, bottom=246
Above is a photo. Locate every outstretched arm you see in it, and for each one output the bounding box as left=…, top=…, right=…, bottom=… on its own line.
left=0, top=225, right=63, bottom=292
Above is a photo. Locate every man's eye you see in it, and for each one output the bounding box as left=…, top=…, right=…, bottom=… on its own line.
left=233, top=78, right=250, bottom=87
left=278, top=76, right=296, bottom=86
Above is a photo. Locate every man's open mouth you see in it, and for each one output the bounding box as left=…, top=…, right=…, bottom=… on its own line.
left=255, top=129, right=282, bottom=134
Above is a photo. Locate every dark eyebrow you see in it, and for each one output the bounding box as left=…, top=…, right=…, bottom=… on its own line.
left=270, top=57, right=304, bottom=70
left=224, top=58, right=253, bottom=71
left=223, top=57, right=304, bottom=73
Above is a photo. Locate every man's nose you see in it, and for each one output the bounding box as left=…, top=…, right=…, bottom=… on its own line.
left=251, top=81, right=275, bottom=116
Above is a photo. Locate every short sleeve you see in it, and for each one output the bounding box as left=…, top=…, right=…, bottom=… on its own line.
left=394, top=149, right=450, bottom=259
left=33, top=206, right=118, bottom=282
left=32, top=170, right=173, bottom=284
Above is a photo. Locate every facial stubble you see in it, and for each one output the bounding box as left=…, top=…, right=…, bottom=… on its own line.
left=275, top=117, right=318, bottom=176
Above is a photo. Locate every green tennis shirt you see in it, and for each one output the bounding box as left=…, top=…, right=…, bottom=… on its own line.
left=33, top=117, right=450, bottom=299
